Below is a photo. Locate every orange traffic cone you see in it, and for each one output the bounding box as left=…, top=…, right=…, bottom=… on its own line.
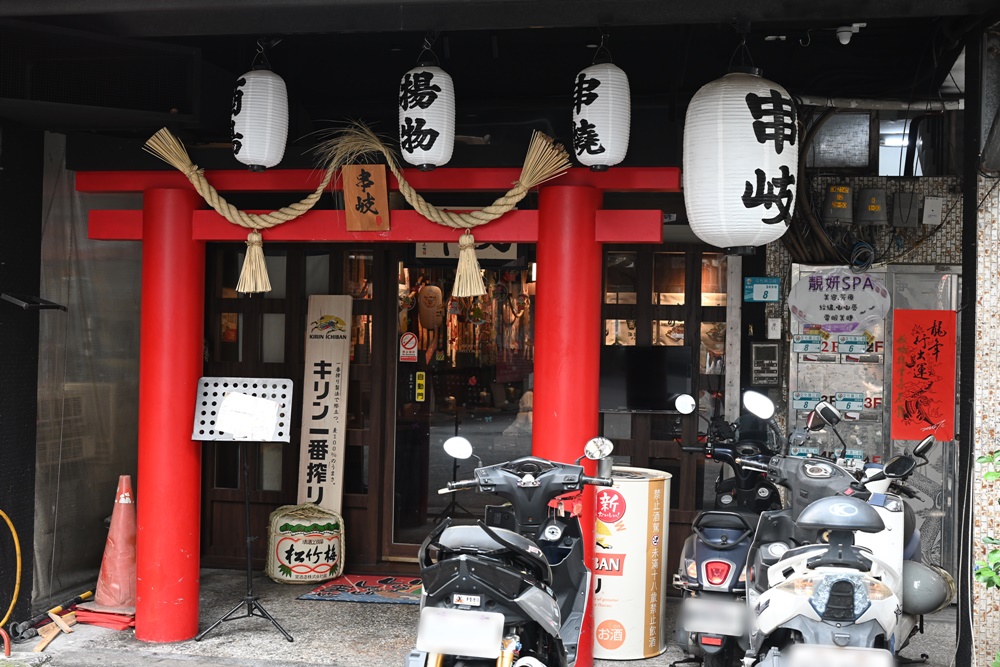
left=93, top=475, right=136, bottom=613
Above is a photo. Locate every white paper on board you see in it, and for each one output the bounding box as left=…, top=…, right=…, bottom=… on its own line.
left=216, top=391, right=279, bottom=440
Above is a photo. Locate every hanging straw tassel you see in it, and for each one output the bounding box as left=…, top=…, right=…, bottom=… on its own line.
left=236, top=230, right=272, bottom=294
left=452, top=231, right=486, bottom=297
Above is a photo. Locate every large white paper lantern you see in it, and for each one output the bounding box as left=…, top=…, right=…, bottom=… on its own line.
left=683, top=70, right=798, bottom=252
left=398, top=64, right=455, bottom=170
left=572, top=62, right=630, bottom=170
left=231, top=68, right=288, bottom=171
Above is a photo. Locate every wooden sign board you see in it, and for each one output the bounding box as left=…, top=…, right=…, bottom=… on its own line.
left=342, top=164, right=389, bottom=231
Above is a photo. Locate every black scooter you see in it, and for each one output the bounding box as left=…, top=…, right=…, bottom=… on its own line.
left=672, top=391, right=782, bottom=667
left=406, top=436, right=614, bottom=667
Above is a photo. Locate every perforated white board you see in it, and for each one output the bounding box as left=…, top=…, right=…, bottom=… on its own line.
left=192, top=377, right=293, bottom=442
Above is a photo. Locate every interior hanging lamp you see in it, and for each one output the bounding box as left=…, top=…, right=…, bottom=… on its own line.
left=398, top=34, right=455, bottom=171
left=231, top=40, right=288, bottom=172
left=571, top=33, right=630, bottom=171
left=682, top=66, right=799, bottom=254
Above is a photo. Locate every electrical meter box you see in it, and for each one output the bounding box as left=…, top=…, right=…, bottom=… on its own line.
left=751, top=343, right=781, bottom=386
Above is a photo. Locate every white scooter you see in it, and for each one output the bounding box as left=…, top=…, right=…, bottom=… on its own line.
left=741, top=403, right=954, bottom=667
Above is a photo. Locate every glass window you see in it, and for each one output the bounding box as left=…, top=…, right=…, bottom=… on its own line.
left=653, top=252, right=685, bottom=305
left=258, top=443, right=283, bottom=491
left=700, top=322, right=726, bottom=374
left=261, top=313, right=285, bottom=363
left=351, top=314, right=372, bottom=365
left=605, top=252, right=637, bottom=304
left=263, top=253, right=287, bottom=299
left=701, top=253, right=727, bottom=306
left=346, top=252, right=374, bottom=300
left=214, top=443, right=239, bottom=489
left=305, top=253, right=330, bottom=296
left=653, top=320, right=685, bottom=346
left=605, top=319, right=636, bottom=346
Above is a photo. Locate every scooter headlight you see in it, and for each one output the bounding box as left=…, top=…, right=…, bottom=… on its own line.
left=774, top=576, right=817, bottom=597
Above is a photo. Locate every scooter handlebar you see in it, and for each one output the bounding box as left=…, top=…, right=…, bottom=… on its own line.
left=581, top=475, right=614, bottom=487
left=681, top=446, right=706, bottom=453
left=442, top=479, right=478, bottom=493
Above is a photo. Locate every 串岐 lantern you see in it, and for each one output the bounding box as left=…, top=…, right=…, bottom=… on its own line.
left=683, top=69, right=798, bottom=253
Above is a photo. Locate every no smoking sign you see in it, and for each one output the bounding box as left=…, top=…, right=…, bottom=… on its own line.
left=399, top=331, right=418, bottom=362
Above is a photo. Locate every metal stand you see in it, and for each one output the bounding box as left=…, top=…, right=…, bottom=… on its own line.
left=196, top=441, right=293, bottom=642
left=434, top=407, right=476, bottom=523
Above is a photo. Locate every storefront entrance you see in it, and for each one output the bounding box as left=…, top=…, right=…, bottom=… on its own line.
left=387, top=256, right=536, bottom=555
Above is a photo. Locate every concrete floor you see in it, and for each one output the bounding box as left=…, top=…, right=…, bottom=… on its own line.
left=5, top=569, right=958, bottom=667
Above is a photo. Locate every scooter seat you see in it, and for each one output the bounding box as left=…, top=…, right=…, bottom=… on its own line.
left=438, top=524, right=536, bottom=555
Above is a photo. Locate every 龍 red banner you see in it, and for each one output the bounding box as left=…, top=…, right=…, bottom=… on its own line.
left=891, top=309, right=957, bottom=441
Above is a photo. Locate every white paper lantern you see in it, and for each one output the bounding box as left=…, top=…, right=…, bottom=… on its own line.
left=398, top=65, right=455, bottom=170
left=683, top=71, right=798, bottom=252
left=231, top=68, right=288, bottom=171
left=571, top=62, right=630, bottom=170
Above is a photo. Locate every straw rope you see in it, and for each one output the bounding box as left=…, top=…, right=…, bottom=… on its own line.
left=143, top=129, right=336, bottom=231
left=142, top=124, right=571, bottom=293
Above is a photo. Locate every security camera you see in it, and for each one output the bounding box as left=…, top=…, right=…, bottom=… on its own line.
left=835, top=23, right=866, bottom=45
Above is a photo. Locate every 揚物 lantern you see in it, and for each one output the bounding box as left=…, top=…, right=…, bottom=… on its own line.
left=398, top=64, right=455, bottom=170
left=683, top=70, right=798, bottom=252
left=571, top=62, right=630, bottom=170
left=231, top=68, right=288, bottom=171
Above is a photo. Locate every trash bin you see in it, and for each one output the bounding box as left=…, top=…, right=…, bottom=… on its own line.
left=592, top=466, right=671, bottom=660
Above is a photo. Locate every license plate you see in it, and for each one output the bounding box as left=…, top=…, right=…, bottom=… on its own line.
left=681, top=597, right=746, bottom=636
left=784, top=645, right=894, bottom=667
left=453, top=593, right=481, bottom=606
left=415, top=607, right=504, bottom=659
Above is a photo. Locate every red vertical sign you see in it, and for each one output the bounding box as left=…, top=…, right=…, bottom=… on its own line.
left=891, top=309, right=957, bottom=441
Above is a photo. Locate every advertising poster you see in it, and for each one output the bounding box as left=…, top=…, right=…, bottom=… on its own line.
left=891, top=309, right=957, bottom=441
left=297, top=295, right=353, bottom=513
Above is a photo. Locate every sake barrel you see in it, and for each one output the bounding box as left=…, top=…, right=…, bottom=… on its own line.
left=265, top=503, right=345, bottom=584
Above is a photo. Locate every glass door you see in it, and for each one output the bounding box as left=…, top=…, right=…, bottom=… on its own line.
left=387, top=261, right=536, bottom=551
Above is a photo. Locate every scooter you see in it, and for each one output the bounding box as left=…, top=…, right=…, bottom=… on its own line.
left=672, top=392, right=782, bottom=667
left=406, top=436, right=615, bottom=667
left=741, top=403, right=954, bottom=667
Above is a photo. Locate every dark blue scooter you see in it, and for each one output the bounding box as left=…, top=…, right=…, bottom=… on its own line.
left=672, top=392, right=782, bottom=667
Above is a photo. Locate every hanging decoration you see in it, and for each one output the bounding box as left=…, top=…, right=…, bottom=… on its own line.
left=143, top=123, right=570, bottom=296
left=232, top=41, right=288, bottom=172
left=682, top=68, right=798, bottom=253
left=572, top=33, right=630, bottom=171
left=398, top=35, right=455, bottom=171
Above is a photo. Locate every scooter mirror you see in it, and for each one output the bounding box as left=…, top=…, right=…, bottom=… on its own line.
left=914, top=435, right=935, bottom=459
left=813, top=401, right=843, bottom=427
left=883, top=455, right=917, bottom=479
left=743, top=390, right=775, bottom=420
left=674, top=394, right=697, bottom=415
left=585, top=437, right=615, bottom=460
left=805, top=410, right=826, bottom=432
left=443, top=436, right=474, bottom=460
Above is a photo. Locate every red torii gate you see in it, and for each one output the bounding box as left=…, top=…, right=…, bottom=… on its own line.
left=79, top=165, right=680, bottom=662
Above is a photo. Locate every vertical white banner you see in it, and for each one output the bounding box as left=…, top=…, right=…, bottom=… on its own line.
left=297, top=295, right=353, bottom=513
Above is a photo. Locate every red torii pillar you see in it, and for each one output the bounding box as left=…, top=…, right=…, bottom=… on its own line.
left=79, top=166, right=679, bottom=657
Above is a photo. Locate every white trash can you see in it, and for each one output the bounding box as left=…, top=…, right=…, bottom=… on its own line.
left=592, top=466, right=671, bottom=660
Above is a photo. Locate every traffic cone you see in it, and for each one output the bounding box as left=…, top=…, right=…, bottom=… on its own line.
left=93, top=475, right=136, bottom=613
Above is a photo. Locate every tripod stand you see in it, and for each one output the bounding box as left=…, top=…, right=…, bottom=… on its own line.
left=196, top=441, right=293, bottom=642
left=433, top=406, right=476, bottom=523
